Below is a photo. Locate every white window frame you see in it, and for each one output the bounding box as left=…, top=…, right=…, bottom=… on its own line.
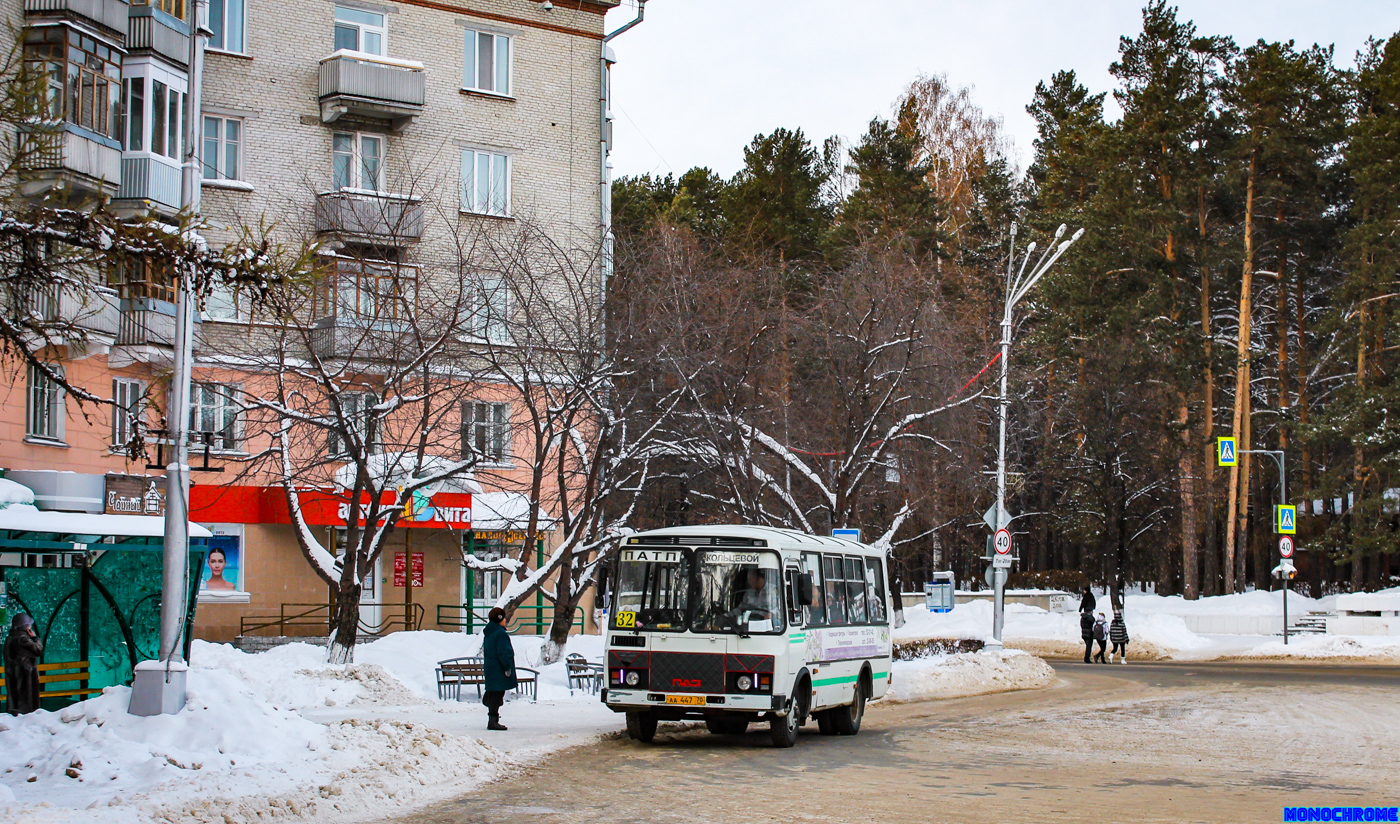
left=120, top=63, right=187, bottom=162
left=335, top=5, right=386, bottom=56
left=460, top=148, right=510, bottom=217
left=26, top=364, right=65, bottom=443
left=328, top=391, right=380, bottom=457
left=469, top=275, right=510, bottom=343
left=462, top=29, right=512, bottom=96
left=112, top=378, right=146, bottom=448
left=462, top=400, right=510, bottom=464
left=202, top=114, right=243, bottom=181
left=333, top=131, right=384, bottom=192
left=208, top=0, right=246, bottom=54
left=189, top=382, right=242, bottom=452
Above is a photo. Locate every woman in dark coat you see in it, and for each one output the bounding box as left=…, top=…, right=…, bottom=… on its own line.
left=1079, top=587, right=1096, bottom=615
left=4, top=613, right=44, bottom=714
left=1079, top=609, right=1095, bottom=664
left=481, top=607, right=517, bottom=731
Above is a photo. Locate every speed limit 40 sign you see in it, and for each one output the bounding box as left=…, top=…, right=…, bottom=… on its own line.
left=1279, top=535, right=1295, bottom=559
left=993, top=528, right=1012, bottom=555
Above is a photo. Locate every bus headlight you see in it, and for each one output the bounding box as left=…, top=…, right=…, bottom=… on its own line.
left=736, top=674, right=753, bottom=691
left=625, top=670, right=640, bottom=687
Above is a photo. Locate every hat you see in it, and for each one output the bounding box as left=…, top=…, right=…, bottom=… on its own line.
left=10, top=613, right=33, bottom=630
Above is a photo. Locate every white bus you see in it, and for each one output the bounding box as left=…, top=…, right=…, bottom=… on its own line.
left=600, top=525, right=893, bottom=748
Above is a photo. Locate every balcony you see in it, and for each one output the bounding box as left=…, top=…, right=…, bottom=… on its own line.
left=17, top=124, right=122, bottom=201
left=116, top=154, right=182, bottom=213
left=5, top=283, right=120, bottom=355
left=126, top=5, right=191, bottom=67
left=319, top=51, right=425, bottom=130
left=315, top=190, right=424, bottom=245
left=116, top=298, right=177, bottom=348
left=309, top=315, right=411, bottom=361
left=23, top=0, right=129, bottom=38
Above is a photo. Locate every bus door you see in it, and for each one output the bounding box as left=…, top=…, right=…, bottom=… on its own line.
left=783, top=560, right=805, bottom=678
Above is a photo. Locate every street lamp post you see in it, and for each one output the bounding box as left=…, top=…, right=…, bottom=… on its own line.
left=988, top=223, right=1084, bottom=651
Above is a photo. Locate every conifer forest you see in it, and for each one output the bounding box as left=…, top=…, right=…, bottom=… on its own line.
left=607, top=2, right=1400, bottom=599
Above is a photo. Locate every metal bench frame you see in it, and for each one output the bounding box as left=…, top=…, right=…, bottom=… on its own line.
left=435, top=656, right=537, bottom=702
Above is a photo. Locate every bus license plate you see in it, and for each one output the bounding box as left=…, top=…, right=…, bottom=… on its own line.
left=665, top=695, right=706, bottom=706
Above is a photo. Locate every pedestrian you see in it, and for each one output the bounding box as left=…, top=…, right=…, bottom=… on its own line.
left=481, top=607, right=517, bottom=731
left=3, top=613, right=44, bottom=714
left=1079, top=609, right=1095, bottom=664
left=1109, top=613, right=1130, bottom=664
left=1079, top=586, right=1096, bottom=615
left=1092, top=612, right=1109, bottom=663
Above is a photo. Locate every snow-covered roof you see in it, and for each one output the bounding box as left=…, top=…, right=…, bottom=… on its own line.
left=333, top=452, right=483, bottom=495
left=472, top=492, right=555, bottom=532
left=626, top=524, right=869, bottom=551
left=0, top=503, right=212, bottom=539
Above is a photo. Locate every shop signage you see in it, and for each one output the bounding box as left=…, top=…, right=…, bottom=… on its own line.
left=394, top=552, right=424, bottom=587
left=105, top=474, right=165, bottom=516
left=189, top=485, right=471, bottom=529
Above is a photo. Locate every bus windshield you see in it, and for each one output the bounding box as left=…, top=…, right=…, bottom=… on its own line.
left=690, top=550, right=785, bottom=635
left=613, top=548, right=690, bottom=631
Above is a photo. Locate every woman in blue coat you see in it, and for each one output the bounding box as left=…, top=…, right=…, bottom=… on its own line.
left=481, top=607, right=517, bottom=731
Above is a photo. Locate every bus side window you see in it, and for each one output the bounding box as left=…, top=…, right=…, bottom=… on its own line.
left=785, top=568, right=803, bottom=626
left=845, top=556, right=868, bottom=623
left=802, top=552, right=826, bottom=626
left=866, top=557, right=887, bottom=623
left=824, top=554, right=847, bottom=625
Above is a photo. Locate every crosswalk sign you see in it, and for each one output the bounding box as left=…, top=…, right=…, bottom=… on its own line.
left=1217, top=437, right=1237, bottom=467
left=1275, top=505, right=1296, bottom=535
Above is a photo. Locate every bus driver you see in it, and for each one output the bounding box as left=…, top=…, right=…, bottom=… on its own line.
left=728, top=568, right=772, bottom=620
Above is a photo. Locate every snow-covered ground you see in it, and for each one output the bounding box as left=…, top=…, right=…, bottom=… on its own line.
left=0, top=630, right=1050, bottom=823
left=897, top=591, right=1400, bottom=663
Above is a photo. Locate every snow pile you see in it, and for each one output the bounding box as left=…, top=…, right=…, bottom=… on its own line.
left=1126, top=589, right=1327, bottom=616
left=886, top=650, right=1054, bottom=703
left=1239, top=634, right=1400, bottom=662
left=0, top=477, right=36, bottom=507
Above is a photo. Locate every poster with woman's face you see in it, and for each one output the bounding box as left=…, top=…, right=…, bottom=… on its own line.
left=201, top=535, right=242, bottom=592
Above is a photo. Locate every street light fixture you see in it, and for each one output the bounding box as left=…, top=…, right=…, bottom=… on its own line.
left=987, top=223, right=1084, bottom=652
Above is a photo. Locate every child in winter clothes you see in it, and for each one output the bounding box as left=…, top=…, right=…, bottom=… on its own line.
left=1091, top=613, right=1109, bottom=663
left=1109, top=614, right=1130, bottom=663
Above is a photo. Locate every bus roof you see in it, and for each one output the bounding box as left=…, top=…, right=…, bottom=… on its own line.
left=623, top=524, right=875, bottom=553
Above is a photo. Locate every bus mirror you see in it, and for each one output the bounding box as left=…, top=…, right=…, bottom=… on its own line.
left=797, top=572, right=814, bottom=606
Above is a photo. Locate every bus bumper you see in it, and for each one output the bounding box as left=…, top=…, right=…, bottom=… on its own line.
left=602, top=689, right=781, bottom=715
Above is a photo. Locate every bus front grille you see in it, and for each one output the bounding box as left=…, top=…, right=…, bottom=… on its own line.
left=649, top=652, right=724, bottom=693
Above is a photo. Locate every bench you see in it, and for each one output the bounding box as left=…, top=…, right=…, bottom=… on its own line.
left=0, top=660, right=102, bottom=707
left=565, top=653, right=604, bottom=695
left=435, top=657, right=537, bottom=702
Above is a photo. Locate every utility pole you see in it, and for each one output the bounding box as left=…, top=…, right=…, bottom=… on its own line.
left=130, top=0, right=210, bottom=716
left=988, top=223, right=1084, bottom=651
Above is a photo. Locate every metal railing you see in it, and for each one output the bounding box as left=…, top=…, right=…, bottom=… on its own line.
left=314, top=190, right=425, bottom=242
left=238, top=601, right=424, bottom=637
left=435, top=603, right=585, bottom=635
left=23, top=0, right=130, bottom=36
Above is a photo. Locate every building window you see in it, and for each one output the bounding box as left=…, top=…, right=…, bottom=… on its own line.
left=120, top=75, right=185, bottom=159
left=462, top=401, right=510, bottom=463
left=110, top=256, right=176, bottom=303
left=23, top=27, right=122, bottom=140
left=462, top=29, right=510, bottom=95
left=316, top=259, right=416, bottom=321
left=334, top=6, right=385, bottom=55
left=27, top=365, right=66, bottom=442
left=469, top=276, right=509, bottom=342
left=112, top=378, right=146, bottom=448
left=208, top=0, right=246, bottom=53
left=189, top=382, right=240, bottom=451
left=329, top=391, right=379, bottom=457
left=131, top=0, right=187, bottom=19
left=202, top=115, right=242, bottom=180
left=460, top=149, right=509, bottom=216
left=333, top=131, right=383, bottom=191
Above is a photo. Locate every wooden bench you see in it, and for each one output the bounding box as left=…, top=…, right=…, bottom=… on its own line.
left=435, top=657, right=537, bottom=702
left=0, top=660, right=102, bottom=707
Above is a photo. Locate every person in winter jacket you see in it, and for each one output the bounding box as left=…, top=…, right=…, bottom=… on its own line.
left=1079, top=609, right=1095, bottom=663
left=1079, top=587, right=1096, bottom=615
left=1092, top=613, right=1109, bottom=663
left=1109, top=614, right=1130, bottom=663
left=4, top=613, right=44, bottom=714
left=481, top=607, right=517, bottom=731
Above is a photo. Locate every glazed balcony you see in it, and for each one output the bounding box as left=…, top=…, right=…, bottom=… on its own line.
left=319, top=51, right=425, bottom=130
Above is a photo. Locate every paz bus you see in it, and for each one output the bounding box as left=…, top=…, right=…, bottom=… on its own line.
left=600, top=525, right=893, bottom=748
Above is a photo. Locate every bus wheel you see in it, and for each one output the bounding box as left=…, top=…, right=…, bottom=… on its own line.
left=626, top=711, right=658, bottom=743
left=706, top=716, right=749, bottom=735
left=769, top=701, right=801, bottom=748
left=833, top=680, right=865, bottom=736
left=816, top=710, right=837, bottom=735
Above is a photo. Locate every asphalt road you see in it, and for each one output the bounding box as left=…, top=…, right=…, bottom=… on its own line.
left=386, top=660, right=1400, bottom=824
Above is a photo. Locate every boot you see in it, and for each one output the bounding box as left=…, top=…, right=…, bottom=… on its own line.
left=487, top=712, right=507, bottom=731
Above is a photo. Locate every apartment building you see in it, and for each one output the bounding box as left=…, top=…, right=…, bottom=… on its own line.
left=0, top=0, right=626, bottom=646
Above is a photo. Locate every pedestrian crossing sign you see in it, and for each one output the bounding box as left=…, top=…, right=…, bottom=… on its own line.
left=1276, top=505, right=1296, bottom=535
left=1217, top=437, right=1237, bottom=467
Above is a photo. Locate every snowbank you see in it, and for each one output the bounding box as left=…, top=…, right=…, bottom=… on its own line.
left=1126, top=589, right=1329, bottom=616
left=886, top=650, right=1055, bottom=703
left=1238, top=634, right=1400, bottom=662
left=0, top=632, right=613, bottom=824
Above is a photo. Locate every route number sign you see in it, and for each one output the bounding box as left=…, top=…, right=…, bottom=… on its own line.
left=1276, top=505, right=1297, bottom=535
left=1279, top=535, right=1295, bottom=559
left=1217, top=437, right=1237, bottom=467
left=993, top=528, right=1012, bottom=555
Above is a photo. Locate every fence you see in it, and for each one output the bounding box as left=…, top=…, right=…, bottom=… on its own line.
left=435, top=603, right=584, bottom=635
left=237, top=601, right=423, bottom=638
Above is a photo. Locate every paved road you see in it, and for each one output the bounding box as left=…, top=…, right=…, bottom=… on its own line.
left=387, top=661, right=1400, bottom=824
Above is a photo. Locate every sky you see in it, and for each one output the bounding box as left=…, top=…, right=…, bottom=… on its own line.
left=600, top=1, right=1400, bottom=181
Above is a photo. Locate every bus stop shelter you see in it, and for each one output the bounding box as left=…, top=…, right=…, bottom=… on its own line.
left=0, top=503, right=209, bottom=708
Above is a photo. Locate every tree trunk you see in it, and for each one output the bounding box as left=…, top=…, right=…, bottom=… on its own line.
left=541, top=544, right=577, bottom=665
left=1177, top=399, right=1200, bottom=599
left=1198, top=185, right=1216, bottom=599
left=1236, top=392, right=1253, bottom=590
left=1225, top=155, right=1257, bottom=594
left=328, top=581, right=362, bottom=665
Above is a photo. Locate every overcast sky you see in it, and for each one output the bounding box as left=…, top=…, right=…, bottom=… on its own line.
left=601, top=1, right=1400, bottom=181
